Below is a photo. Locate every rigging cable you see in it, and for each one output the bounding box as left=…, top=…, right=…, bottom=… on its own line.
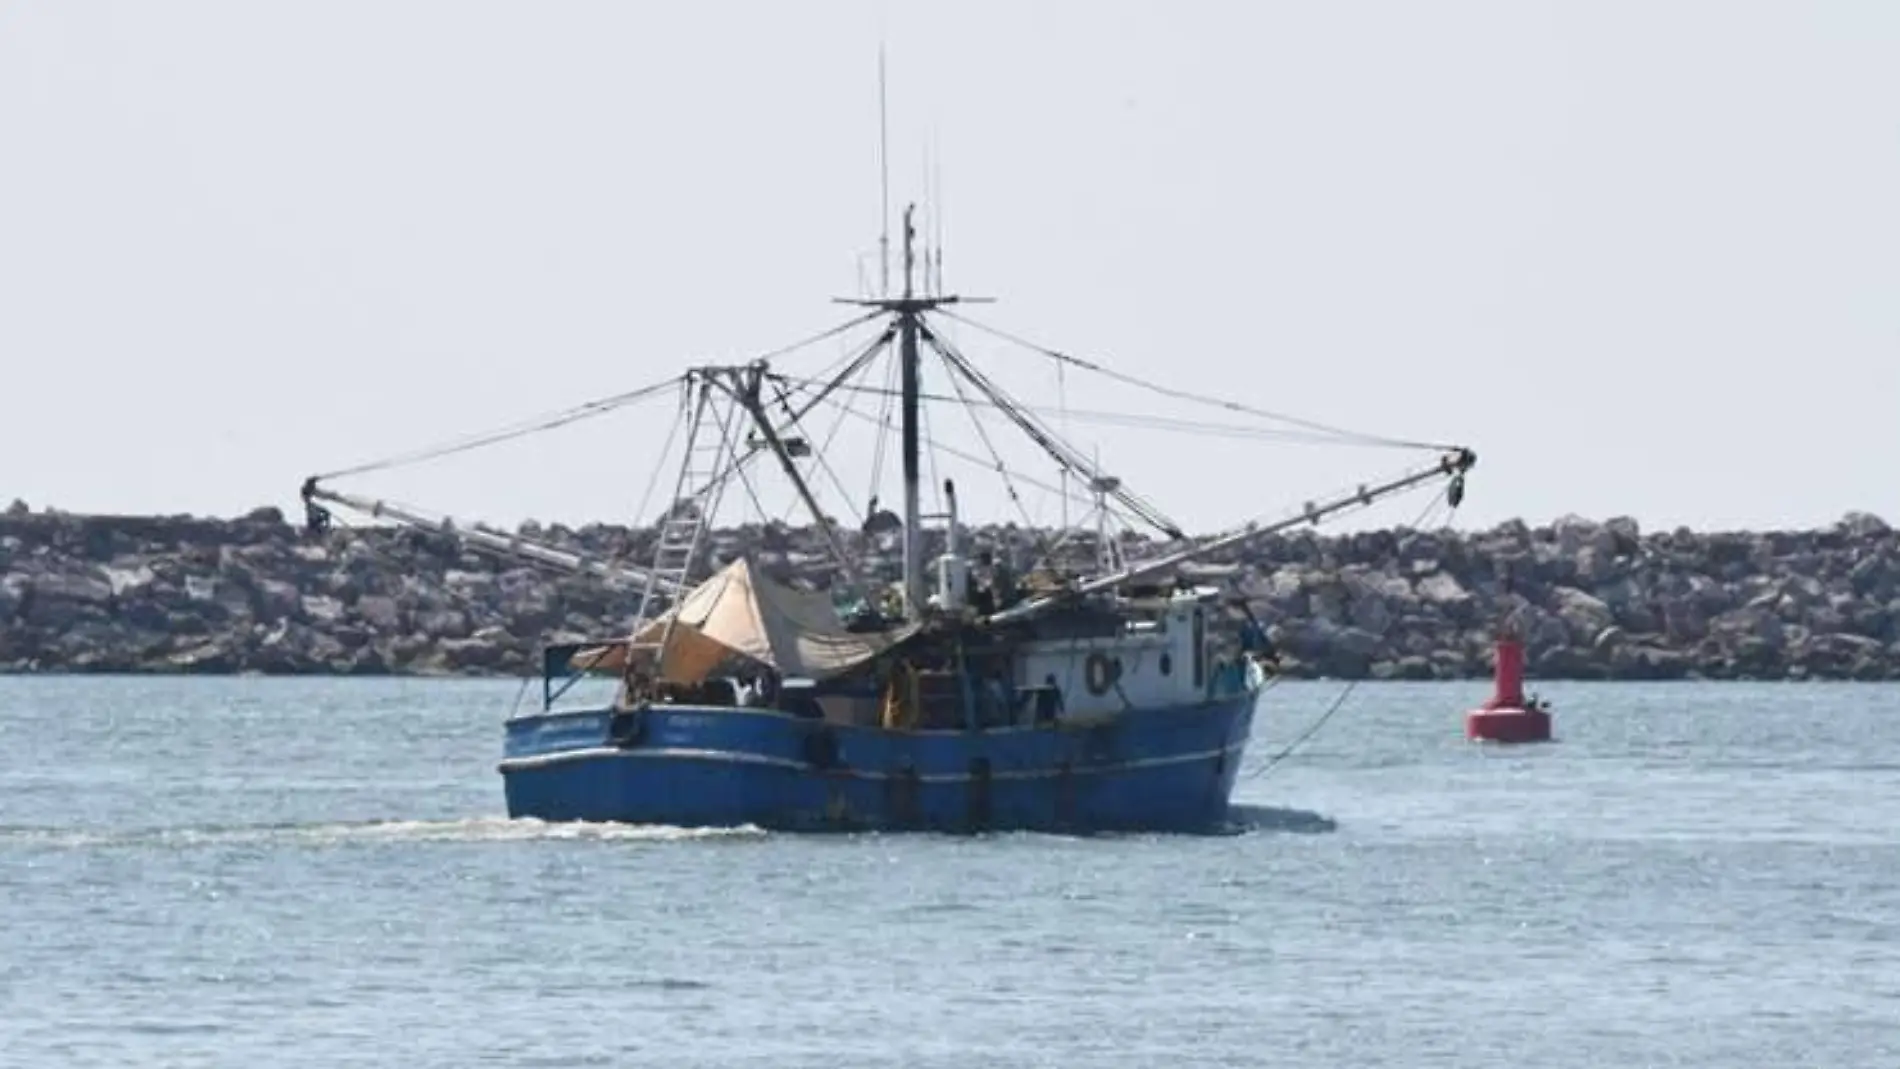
left=1240, top=484, right=1458, bottom=783
left=937, top=308, right=1457, bottom=453
left=714, top=324, right=894, bottom=507
left=805, top=387, right=1148, bottom=532
left=628, top=380, right=691, bottom=529
left=806, top=368, right=874, bottom=517
left=728, top=422, right=779, bottom=532
left=314, top=375, right=685, bottom=481
left=1056, top=350, right=1069, bottom=514
left=928, top=341, right=1060, bottom=565
left=759, top=317, right=887, bottom=414
left=929, top=326, right=1182, bottom=536
left=762, top=353, right=879, bottom=526
left=920, top=374, right=944, bottom=517
left=768, top=374, right=1411, bottom=447
left=313, top=309, right=886, bottom=483
left=733, top=307, right=889, bottom=372
left=865, top=333, right=900, bottom=517
left=927, top=325, right=1187, bottom=540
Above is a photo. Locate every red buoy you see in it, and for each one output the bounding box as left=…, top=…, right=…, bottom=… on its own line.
left=1465, top=631, right=1553, bottom=743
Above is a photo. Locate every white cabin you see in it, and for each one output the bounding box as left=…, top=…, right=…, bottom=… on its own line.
left=1013, top=591, right=1217, bottom=718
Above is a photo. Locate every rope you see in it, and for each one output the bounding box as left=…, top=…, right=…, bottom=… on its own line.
left=724, top=326, right=894, bottom=517
left=865, top=336, right=900, bottom=510
left=314, top=375, right=685, bottom=481
left=1238, top=483, right=1458, bottom=782
left=937, top=308, right=1456, bottom=453
left=629, top=386, right=689, bottom=528
left=928, top=329, right=1187, bottom=540
left=768, top=364, right=872, bottom=527
left=920, top=377, right=944, bottom=516
left=314, top=310, right=886, bottom=482
left=730, top=435, right=778, bottom=530
left=743, top=307, right=889, bottom=368
left=804, top=387, right=1142, bottom=524
left=772, top=375, right=1430, bottom=447
left=931, top=344, right=1043, bottom=535
left=1240, top=679, right=1355, bottom=782
left=507, top=675, right=534, bottom=718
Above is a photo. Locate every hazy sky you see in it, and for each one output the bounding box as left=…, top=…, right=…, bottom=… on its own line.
left=2, top=1, right=1895, bottom=537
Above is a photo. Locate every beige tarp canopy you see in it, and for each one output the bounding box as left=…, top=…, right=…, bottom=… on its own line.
left=568, top=557, right=914, bottom=684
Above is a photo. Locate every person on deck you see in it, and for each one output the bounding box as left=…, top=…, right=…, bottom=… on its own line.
left=971, top=551, right=999, bottom=615
left=1036, top=673, right=1064, bottom=724
left=993, top=554, right=1019, bottom=609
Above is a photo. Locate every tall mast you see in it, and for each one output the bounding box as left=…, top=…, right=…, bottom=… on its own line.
left=833, top=203, right=985, bottom=619
left=898, top=206, right=925, bottom=615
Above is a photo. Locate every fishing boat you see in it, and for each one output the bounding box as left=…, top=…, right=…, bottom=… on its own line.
left=299, top=206, right=1474, bottom=834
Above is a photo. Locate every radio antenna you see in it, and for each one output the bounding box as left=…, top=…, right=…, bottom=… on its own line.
left=878, top=46, right=891, bottom=298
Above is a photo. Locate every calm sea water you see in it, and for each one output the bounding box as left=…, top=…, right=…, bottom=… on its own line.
left=2, top=676, right=1896, bottom=1068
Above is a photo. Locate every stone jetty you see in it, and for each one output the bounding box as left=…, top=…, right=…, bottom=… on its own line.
left=2, top=500, right=1897, bottom=680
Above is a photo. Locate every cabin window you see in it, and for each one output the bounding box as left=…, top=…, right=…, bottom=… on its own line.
left=1160, top=652, right=1173, bottom=676
left=1192, top=609, right=1205, bottom=688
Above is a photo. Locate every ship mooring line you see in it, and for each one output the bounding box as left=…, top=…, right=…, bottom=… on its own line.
left=1240, top=483, right=1458, bottom=782
left=1242, top=680, right=1358, bottom=782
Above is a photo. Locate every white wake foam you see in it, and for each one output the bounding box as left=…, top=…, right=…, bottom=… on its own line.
left=1, top=817, right=769, bottom=849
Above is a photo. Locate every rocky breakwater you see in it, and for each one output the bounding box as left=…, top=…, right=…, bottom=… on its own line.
left=2, top=501, right=1898, bottom=680
left=1213, top=511, right=1900, bottom=682
left=0, top=505, right=648, bottom=677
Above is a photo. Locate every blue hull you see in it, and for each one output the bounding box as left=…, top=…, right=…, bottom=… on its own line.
left=499, top=693, right=1257, bottom=834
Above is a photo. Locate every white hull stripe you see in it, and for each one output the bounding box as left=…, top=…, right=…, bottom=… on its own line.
left=498, top=737, right=1250, bottom=782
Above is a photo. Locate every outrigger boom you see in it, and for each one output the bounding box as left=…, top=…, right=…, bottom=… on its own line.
left=298, top=479, right=686, bottom=596
left=981, top=447, right=1475, bottom=627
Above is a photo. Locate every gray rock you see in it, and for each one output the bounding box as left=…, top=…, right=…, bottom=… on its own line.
left=415, top=609, right=472, bottom=639
left=1416, top=572, right=1473, bottom=609
left=251, top=579, right=303, bottom=622
left=167, top=639, right=241, bottom=674
left=1608, top=642, right=1690, bottom=680
left=301, top=595, right=346, bottom=626
left=33, top=571, right=115, bottom=606
left=0, top=576, right=23, bottom=622
left=1709, top=606, right=1785, bottom=651
left=1533, top=643, right=1602, bottom=679
left=1370, top=655, right=1436, bottom=681
left=103, top=563, right=157, bottom=597
left=1551, top=586, right=1615, bottom=643
left=355, top=594, right=403, bottom=631
left=1840, top=511, right=1890, bottom=539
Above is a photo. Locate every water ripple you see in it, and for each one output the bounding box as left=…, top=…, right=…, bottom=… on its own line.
left=2, top=676, right=1897, bottom=1069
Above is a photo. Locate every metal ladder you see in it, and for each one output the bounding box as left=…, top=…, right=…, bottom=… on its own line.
left=623, top=380, right=740, bottom=682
